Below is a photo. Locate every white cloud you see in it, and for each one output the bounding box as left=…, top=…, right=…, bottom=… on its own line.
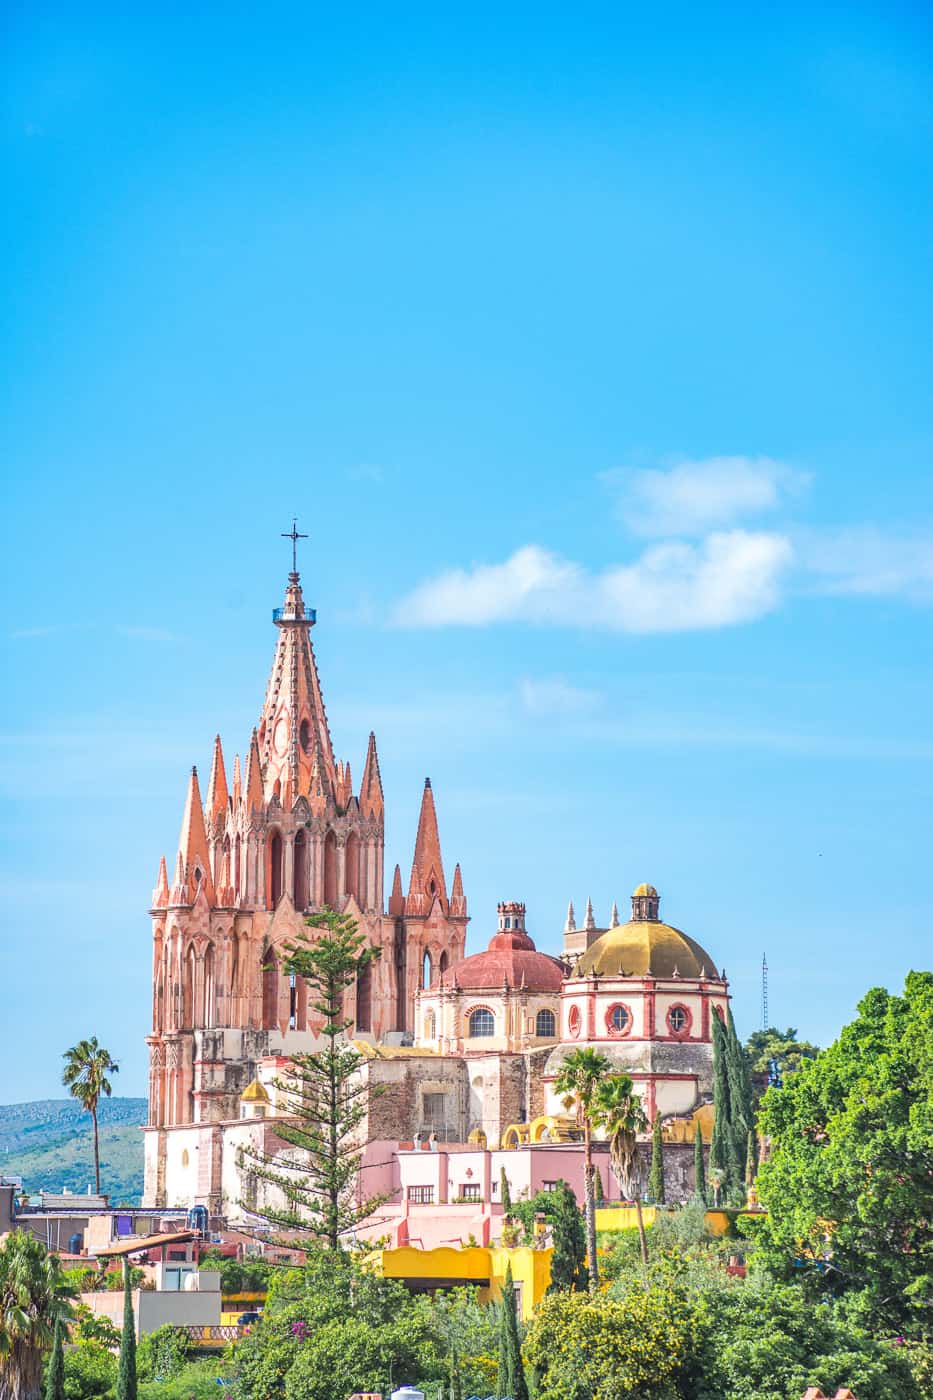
left=519, top=677, right=604, bottom=716
left=605, top=456, right=809, bottom=536
left=393, top=532, right=793, bottom=634
left=796, top=526, right=933, bottom=602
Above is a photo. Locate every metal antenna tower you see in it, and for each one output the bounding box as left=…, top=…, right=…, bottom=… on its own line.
left=761, top=951, right=769, bottom=1030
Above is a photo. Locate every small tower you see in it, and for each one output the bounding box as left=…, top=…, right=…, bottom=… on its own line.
left=631, top=882, right=661, bottom=922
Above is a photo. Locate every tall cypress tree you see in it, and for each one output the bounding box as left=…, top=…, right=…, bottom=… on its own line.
left=693, top=1120, right=707, bottom=1204
left=745, top=1128, right=758, bottom=1189
left=448, top=1341, right=462, bottom=1400
left=500, top=1164, right=512, bottom=1215
left=497, top=1293, right=509, bottom=1399
left=116, top=1268, right=137, bottom=1400
left=648, top=1114, right=665, bottom=1203
left=723, top=1008, right=756, bottom=1201
left=44, top=1319, right=64, bottom=1400
left=546, top=1180, right=588, bottom=1292
left=709, top=1010, right=730, bottom=1181
left=501, top=1263, right=528, bottom=1400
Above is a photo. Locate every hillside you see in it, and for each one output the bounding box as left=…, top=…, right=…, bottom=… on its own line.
left=0, top=1098, right=147, bottom=1204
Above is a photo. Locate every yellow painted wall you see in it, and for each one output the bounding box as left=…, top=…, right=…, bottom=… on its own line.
left=379, top=1245, right=552, bottom=1321
left=595, top=1205, right=660, bottom=1232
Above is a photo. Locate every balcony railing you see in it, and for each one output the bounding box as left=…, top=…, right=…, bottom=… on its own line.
left=272, top=607, right=316, bottom=624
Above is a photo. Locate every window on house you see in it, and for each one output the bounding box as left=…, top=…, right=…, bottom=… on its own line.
left=535, top=1008, right=557, bottom=1037
left=542, top=1181, right=558, bottom=1192
left=468, top=1007, right=495, bottom=1037
left=408, top=1186, right=434, bottom=1204
left=459, top=1183, right=481, bottom=1201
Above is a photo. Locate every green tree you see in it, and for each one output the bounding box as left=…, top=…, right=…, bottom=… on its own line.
left=545, top=1182, right=588, bottom=1293
left=692, top=1282, right=915, bottom=1400
left=744, top=1026, right=819, bottom=1104
left=61, top=1038, right=119, bottom=1196
left=554, top=1048, right=612, bottom=1290
left=499, top=1165, right=512, bottom=1216
left=115, top=1271, right=136, bottom=1400
left=0, top=1232, right=74, bottom=1400
left=135, top=1325, right=188, bottom=1381
left=498, top=1264, right=528, bottom=1400
left=648, top=1114, right=665, bottom=1204
left=693, top=1121, right=707, bottom=1204
left=238, top=908, right=388, bottom=1249
left=523, top=1283, right=695, bottom=1400
left=43, top=1322, right=63, bottom=1400
left=61, top=1342, right=117, bottom=1400
left=756, top=971, right=933, bottom=1337
left=710, top=1010, right=754, bottom=1204
left=744, top=1128, right=757, bottom=1190
left=448, top=1341, right=462, bottom=1400
left=593, top=1073, right=650, bottom=1267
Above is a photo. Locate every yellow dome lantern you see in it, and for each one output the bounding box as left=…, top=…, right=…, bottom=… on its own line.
left=240, top=1078, right=271, bottom=1119
left=575, top=885, right=719, bottom=980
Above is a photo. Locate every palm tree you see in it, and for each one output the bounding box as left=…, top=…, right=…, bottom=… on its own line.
left=593, top=1073, right=650, bottom=1266
left=554, top=1046, right=611, bottom=1290
left=0, top=1231, right=75, bottom=1400
left=61, top=1038, right=119, bottom=1195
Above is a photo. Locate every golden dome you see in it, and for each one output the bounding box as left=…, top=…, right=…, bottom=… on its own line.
left=575, top=918, right=718, bottom=979
left=240, top=1078, right=271, bottom=1103
left=632, top=882, right=658, bottom=898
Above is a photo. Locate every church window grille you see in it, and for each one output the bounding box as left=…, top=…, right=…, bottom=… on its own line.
left=468, top=1007, right=495, bottom=1038
left=668, top=1005, right=690, bottom=1035
left=606, top=1004, right=631, bottom=1036
left=535, top=1008, right=557, bottom=1038
left=424, top=1010, right=436, bottom=1039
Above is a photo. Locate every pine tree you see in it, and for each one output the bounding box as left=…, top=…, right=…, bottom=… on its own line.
left=116, top=1268, right=137, bottom=1400
left=546, top=1180, right=588, bottom=1292
left=500, top=1164, right=512, bottom=1215
left=44, top=1319, right=64, bottom=1400
left=501, top=1263, right=528, bottom=1400
left=648, top=1114, right=665, bottom=1203
left=693, top=1120, right=707, bottom=1204
left=237, top=908, right=389, bottom=1248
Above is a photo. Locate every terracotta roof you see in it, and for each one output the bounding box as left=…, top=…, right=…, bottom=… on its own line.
left=95, top=1230, right=196, bottom=1257
left=448, top=929, right=564, bottom=993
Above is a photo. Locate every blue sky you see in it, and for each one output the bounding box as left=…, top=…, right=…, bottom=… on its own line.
left=2, top=3, right=931, bottom=1101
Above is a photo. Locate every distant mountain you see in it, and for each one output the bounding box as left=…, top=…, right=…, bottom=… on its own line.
left=0, top=1098, right=148, bottom=1204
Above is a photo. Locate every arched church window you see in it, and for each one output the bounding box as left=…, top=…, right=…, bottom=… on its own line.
left=439, top=951, right=449, bottom=975
left=535, top=1008, right=556, bottom=1038
left=422, top=950, right=432, bottom=990
left=294, top=829, right=308, bottom=910
left=468, top=1007, right=495, bottom=1038
left=299, top=718, right=311, bottom=754
left=568, top=1004, right=582, bottom=1038
left=269, top=832, right=283, bottom=908
left=262, top=948, right=278, bottom=1029
left=606, top=1004, right=631, bottom=1036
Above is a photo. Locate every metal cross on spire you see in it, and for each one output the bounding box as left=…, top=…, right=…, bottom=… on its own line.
left=281, top=518, right=308, bottom=574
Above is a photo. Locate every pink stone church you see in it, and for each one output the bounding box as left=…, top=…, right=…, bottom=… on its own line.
left=143, top=555, right=730, bottom=1218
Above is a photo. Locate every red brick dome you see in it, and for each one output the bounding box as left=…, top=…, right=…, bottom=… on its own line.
left=451, top=928, right=565, bottom=992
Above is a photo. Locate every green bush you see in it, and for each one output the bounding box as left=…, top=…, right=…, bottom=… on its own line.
left=138, top=1359, right=230, bottom=1400
left=136, top=1326, right=188, bottom=1382
left=61, top=1342, right=117, bottom=1400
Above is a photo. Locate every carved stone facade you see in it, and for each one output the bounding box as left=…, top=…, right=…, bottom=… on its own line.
left=143, top=566, right=468, bottom=1206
